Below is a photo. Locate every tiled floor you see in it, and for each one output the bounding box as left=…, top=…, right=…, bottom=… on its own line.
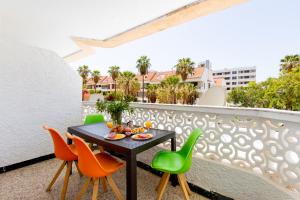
left=0, top=159, right=208, bottom=200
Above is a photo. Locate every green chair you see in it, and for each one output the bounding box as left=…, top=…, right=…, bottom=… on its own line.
left=84, top=114, right=105, bottom=151
left=84, top=114, right=105, bottom=125
left=151, top=128, right=202, bottom=200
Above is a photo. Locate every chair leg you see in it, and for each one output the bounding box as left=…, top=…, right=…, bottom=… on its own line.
left=92, top=178, right=99, bottom=200
left=106, top=175, right=124, bottom=200
left=76, top=177, right=91, bottom=200
left=99, top=146, right=105, bottom=152
left=60, top=161, right=72, bottom=200
left=182, top=175, right=191, bottom=195
left=156, top=173, right=170, bottom=200
left=156, top=172, right=168, bottom=191
left=46, top=161, right=66, bottom=192
left=177, top=174, right=190, bottom=200
left=74, top=161, right=83, bottom=177
left=101, top=177, right=108, bottom=192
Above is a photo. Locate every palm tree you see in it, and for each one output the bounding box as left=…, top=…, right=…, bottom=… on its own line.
left=175, top=58, right=195, bottom=81
left=118, top=71, right=137, bottom=96
left=163, top=75, right=180, bottom=104
left=91, top=70, right=101, bottom=92
left=280, top=54, right=300, bottom=73
left=136, top=56, right=151, bottom=102
left=146, top=84, right=158, bottom=103
left=178, top=83, right=199, bottom=104
left=108, top=66, right=120, bottom=94
left=77, top=65, right=91, bottom=88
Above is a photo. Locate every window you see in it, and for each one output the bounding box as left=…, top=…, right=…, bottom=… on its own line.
left=239, top=71, right=243, bottom=73
left=244, top=70, right=250, bottom=73
left=225, top=72, right=230, bottom=75
left=232, top=76, right=237, bottom=80
left=232, top=71, right=237, bottom=74
left=238, top=76, right=243, bottom=79
left=225, top=77, right=230, bottom=80
left=217, top=73, right=222, bottom=75
left=232, top=82, right=237, bottom=85
left=226, top=82, right=230, bottom=85
left=213, top=73, right=216, bottom=76
left=227, top=87, right=231, bottom=90
left=244, top=76, right=250, bottom=79
left=251, top=69, right=256, bottom=72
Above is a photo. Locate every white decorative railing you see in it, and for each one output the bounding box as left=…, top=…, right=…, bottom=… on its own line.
left=82, top=102, right=300, bottom=195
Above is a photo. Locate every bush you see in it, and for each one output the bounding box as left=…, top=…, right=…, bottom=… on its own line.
left=89, top=89, right=95, bottom=94
left=124, top=95, right=137, bottom=102
left=105, top=91, right=123, bottom=101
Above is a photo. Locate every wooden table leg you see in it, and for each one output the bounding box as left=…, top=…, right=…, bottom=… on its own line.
left=170, top=137, right=178, bottom=187
left=126, top=152, right=137, bottom=200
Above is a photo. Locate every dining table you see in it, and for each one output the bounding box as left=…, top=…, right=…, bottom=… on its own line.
left=67, top=122, right=176, bottom=200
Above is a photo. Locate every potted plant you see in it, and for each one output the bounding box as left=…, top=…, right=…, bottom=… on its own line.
left=96, top=99, right=133, bottom=125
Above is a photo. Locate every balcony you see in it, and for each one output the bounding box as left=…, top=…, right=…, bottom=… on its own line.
left=1, top=102, right=299, bottom=200
left=89, top=102, right=300, bottom=199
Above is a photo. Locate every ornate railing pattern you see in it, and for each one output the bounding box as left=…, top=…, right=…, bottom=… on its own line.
left=82, top=101, right=300, bottom=194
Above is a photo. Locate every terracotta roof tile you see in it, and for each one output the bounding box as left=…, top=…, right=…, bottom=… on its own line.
left=136, top=71, right=157, bottom=82
left=150, top=70, right=176, bottom=83
left=186, top=67, right=204, bottom=80
left=86, top=76, right=107, bottom=85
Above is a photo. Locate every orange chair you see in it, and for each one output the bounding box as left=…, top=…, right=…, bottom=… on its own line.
left=43, top=125, right=82, bottom=200
left=67, top=133, right=125, bottom=200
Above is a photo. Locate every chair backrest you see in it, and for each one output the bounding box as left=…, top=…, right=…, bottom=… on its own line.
left=67, top=134, right=108, bottom=178
left=43, top=126, right=77, bottom=161
left=178, top=128, right=202, bottom=173
left=84, top=114, right=105, bottom=125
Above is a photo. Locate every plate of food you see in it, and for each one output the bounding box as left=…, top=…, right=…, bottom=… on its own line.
left=131, top=133, right=153, bottom=140
left=132, top=127, right=146, bottom=134
left=105, top=133, right=126, bottom=141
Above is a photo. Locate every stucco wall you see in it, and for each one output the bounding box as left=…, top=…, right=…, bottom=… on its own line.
left=0, top=39, right=82, bottom=167
left=197, top=86, right=226, bottom=106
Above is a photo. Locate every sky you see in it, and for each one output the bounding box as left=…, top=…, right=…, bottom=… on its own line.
left=70, top=0, right=300, bottom=82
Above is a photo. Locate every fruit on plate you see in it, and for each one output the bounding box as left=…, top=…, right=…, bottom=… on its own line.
left=139, top=127, right=145, bottom=133
left=107, top=133, right=125, bottom=140
left=132, top=133, right=153, bottom=140
left=137, top=134, right=148, bottom=138
left=123, top=126, right=132, bottom=133
left=110, top=125, right=124, bottom=133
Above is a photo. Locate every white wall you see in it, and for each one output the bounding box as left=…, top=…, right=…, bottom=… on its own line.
left=0, top=39, right=82, bottom=167
left=197, top=86, right=226, bottom=106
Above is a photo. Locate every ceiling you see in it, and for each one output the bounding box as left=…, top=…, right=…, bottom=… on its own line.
left=0, top=0, right=246, bottom=61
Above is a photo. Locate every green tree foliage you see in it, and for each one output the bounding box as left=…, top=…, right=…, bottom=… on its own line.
left=227, top=63, right=300, bottom=111
left=280, top=54, right=300, bottom=73
left=91, top=70, right=100, bottom=92
left=136, top=56, right=151, bottom=102
left=77, top=65, right=91, bottom=88
left=118, top=71, right=140, bottom=98
left=175, top=57, right=195, bottom=81
left=177, top=83, right=199, bottom=104
left=108, top=66, right=120, bottom=93
left=146, top=84, right=158, bottom=103
left=157, top=75, right=181, bottom=104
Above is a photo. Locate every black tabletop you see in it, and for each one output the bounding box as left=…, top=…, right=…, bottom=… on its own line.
left=67, top=123, right=175, bottom=154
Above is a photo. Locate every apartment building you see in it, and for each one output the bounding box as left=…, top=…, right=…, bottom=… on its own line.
left=212, top=66, right=256, bottom=90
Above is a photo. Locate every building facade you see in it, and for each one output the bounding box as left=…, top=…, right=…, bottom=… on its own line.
left=212, top=66, right=256, bottom=91
left=87, top=60, right=217, bottom=92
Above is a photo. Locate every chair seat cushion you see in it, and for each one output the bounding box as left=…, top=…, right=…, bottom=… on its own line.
left=151, top=150, right=185, bottom=173
left=95, top=152, right=124, bottom=174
